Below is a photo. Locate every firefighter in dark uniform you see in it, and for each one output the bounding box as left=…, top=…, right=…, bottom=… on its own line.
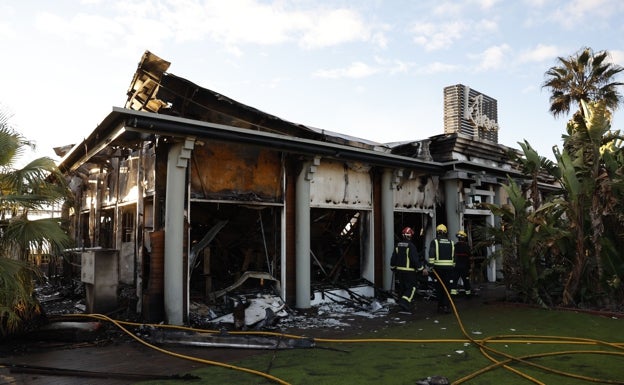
left=453, top=230, right=472, bottom=297
left=390, top=227, right=427, bottom=313
left=428, top=224, right=455, bottom=314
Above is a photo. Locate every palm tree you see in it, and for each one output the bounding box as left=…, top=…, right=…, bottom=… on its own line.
left=550, top=100, right=624, bottom=307
left=0, top=106, right=74, bottom=337
left=540, top=47, right=624, bottom=308
left=508, top=140, right=559, bottom=209
left=542, top=47, right=623, bottom=118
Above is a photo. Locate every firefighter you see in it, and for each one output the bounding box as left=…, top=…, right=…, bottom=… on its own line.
left=390, top=226, right=427, bottom=313
left=428, top=224, right=455, bottom=314
left=454, top=230, right=472, bottom=297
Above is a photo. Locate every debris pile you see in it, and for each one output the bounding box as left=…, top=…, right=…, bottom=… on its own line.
left=33, top=274, right=419, bottom=344
left=190, top=294, right=288, bottom=330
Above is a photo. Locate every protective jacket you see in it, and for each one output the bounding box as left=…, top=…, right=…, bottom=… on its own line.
left=428, top=238, right=455, bottom=268
left=390, top=241, right=424, bottom=272
left=429, top=236, right=456, bottom=310
left=454, top=240, right=471, bottom=269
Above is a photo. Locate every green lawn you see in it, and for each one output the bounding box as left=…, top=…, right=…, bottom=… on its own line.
left=137, top=304, right=624, bottom=385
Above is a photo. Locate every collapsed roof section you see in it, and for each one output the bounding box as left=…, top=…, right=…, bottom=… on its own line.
left=58, top=51, right=443, bottom=177
left=125, top=50, right=389, bottom=153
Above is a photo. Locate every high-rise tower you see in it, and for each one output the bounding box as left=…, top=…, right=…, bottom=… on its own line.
left=443, top=84, right=499, bottom=143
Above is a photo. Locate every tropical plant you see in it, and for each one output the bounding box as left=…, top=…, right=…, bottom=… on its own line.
left=542, top=47, right=623, bottom=118
left=498, top=100, right=624, bottom=309
left=534, top=47, right=624, bottom=308
left=0, top=106, right=74, bottom=337
left=481, top=167, right=566, bottom=307
left=508, top=140, right=559, bottom=209
left=0, top=257, right=43, bottom=336
left=550, top=101, right=624, bottom=307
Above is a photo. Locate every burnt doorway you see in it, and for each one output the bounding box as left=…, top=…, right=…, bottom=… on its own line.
left=99, top=208, right=114, bottom=248
left=188, top=202, right=282, bottom=302
left=464, top=215, right=489, bottom=284
left=309, top=208, right=371, bottom=286
left=393, top=211, right=429, bottom=254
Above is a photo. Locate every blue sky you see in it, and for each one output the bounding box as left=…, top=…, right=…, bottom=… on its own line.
left=1, top=0, right=622, bottom=164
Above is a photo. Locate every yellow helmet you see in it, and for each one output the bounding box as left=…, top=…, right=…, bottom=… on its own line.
left=457, top=230, right=467, bottom=238
left=436, top=224, right=447, bottom=233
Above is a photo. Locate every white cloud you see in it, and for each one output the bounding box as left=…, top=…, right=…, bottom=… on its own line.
left=267, top=77, right=284, bottom=89
left=388, top=60, right=411, bottom=74
left=523, top=0, right=547, bottom=7
left=432, top=0, right=499, bottom=16
left=609, top=50, right=624, bottom=66
left=518, top=44, right=560, bottom=63
left=472, top=44, right=511, bottom=71
left=313, top=61, right=379, bottom=79
left=34, top=8, right=168, bottom=57
left=418, top=61, right=461, bottom=74
left=176, top=0, right=301, bottom=46
left=115, top=1, right=382, bottom=53
left=300, top=8, right=370, bottom=49
left=475, top=19, right=498, bottom=33
left=313, top=55, right=426, bottom=80
left=73, top=13, right=127, bottom=47
left=373, top=56, right=413, bottom=74
left=411, top=21, right=469, bottom=51
left=522, top=85, right=537, bottom=94
left=0, top=22, right=15, bottom=40
left=34, top=12, right=70, bottom=39
left=371, top=31, right=389, bottom=49
left=410, top=18, right=497, bottom=51
left=316, top=56, right=459, bottom=78
left=432, top=2, right=463, bottom=17
left=552, top=0, right=622, bottom=28
left=224, top=44, right=244, bottom=57
left=474, top=0, right=500, bottom=10
left=0, top=4, right=16, bottom=39
left=28, top=1, right=386, bottom=59
left=158, top=1, right=383, bottom=50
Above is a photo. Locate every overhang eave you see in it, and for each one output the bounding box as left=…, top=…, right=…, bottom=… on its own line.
left=59, top=107, right=445, bottom=174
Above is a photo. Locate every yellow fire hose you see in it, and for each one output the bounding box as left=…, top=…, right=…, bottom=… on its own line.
left=60, top=271, right=624, bottom=385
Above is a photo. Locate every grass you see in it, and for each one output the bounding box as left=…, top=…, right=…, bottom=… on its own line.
left=135, top=301, right=624, bottom=385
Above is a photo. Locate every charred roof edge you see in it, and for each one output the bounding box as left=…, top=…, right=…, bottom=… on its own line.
left=59, top=107, right=444, bottom=173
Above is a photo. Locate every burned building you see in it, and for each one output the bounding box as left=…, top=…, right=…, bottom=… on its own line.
left=57, top=51, right=535, bottom=325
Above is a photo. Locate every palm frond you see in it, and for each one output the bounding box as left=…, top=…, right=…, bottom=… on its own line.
left=0, top=217, right=72, bottom=258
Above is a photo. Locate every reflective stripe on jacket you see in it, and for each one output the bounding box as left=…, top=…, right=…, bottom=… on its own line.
left=391, top=241, right=423, bottom=272
left=428, top=238, right=455, bottom=267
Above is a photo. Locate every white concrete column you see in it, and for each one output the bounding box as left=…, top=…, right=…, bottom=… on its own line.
left=295, top=158, right=318, bottom=309
left=488, top=186, right=502, bottom=282
left=381, top=169, right=395, bottom=291
left=164, top=138, right=194, bottom=325
left=443, top=177, right=460, bottom=238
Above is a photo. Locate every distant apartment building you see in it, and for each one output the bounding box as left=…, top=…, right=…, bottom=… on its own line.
left=443, top=84, right=499, bottom=143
